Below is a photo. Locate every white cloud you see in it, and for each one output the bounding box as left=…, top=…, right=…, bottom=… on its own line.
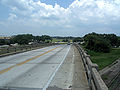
left=8, top=13, right=17, bottom=21
left=0, top=0, right=120, bottom=36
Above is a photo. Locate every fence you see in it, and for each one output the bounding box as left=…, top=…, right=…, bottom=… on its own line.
left=75, top=43, right=108, bottom=90
left=0, top=43, right=56, bottom=57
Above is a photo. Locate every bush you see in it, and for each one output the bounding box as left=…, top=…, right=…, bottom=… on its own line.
left=84, top=33, right=111, bottom=53
left=73, top=37, right=83, bottom=42
left=0, top=39, right=10, bottom=45
left=94, top=39, right=111, bottom=53
left=10, top=34, right=34, bottom=45
left=0, top=39, right=5, bottom=45
left=10, top=34, right=52, bottom=45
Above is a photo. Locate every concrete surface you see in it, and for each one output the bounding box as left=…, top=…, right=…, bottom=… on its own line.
left=47, top=45, right=89, bottom=90
left=0, top=44, right=89, bottom=90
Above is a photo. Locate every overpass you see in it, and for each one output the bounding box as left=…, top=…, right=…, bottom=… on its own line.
left=0, top=44, right=108, bottom=90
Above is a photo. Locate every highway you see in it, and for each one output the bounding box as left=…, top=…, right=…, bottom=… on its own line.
left=0, top=44, right=89, bottom=90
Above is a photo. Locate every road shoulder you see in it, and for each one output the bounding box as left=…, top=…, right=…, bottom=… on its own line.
left=47, top=45, right=89, bottom=90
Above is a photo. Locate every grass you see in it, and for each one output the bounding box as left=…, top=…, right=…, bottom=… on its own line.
left=52, top=38, right=73, bottom=43
left=102, top=75, right=108, bottom=80
left=84, top=47, right=120, bottom=70
left=52, top=38, right=63, bottom=42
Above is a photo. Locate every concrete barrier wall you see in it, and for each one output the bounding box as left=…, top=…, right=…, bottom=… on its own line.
left=0, top=43, right=57, bottom=57
left=75, top=44, right=108, bottom=90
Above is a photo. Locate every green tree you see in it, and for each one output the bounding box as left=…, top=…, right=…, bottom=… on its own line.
left=103, top=34, right=118, bottom=47
left=34, top=36, right=42, bottom=42
left=62, top=39, right=68, bottom=42
left=73, top=37, right=83, bottom=42
left=0, top=39, right=5, bottom=45
left=41, top=35, right=52, bottom=43
left=11, top=34, right=34, bottom=45
left=84, top=32, right=111, bottom=53
left=117, top=37, right=120, bottom=47
left=0, top=39, right=10, bottom=45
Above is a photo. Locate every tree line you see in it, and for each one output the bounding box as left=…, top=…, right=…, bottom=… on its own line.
left=83, top=32, right=120, bottom=53
left=1, top=33, right=120, bottom=53
left=0, top=34, right=52, bottom=45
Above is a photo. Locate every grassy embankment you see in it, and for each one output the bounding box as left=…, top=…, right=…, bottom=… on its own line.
left=52, top=38, right=63, bottom=42
left=52, top=38, right=73, bottom=43
left=83, top=46, right=120, bottom=70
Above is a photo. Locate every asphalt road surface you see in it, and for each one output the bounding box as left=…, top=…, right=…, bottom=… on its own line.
left=0, top=44, right=89, bottom=90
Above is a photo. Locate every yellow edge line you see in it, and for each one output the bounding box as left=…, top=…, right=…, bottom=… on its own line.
left=0, top=47, right=59, bottom=74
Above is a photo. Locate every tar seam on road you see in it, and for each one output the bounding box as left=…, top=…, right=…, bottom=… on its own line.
left=0, top=47, right=59, bottom=74
left=42, top=45, right=71, bottom=90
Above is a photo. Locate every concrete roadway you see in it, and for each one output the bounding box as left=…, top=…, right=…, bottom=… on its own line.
left=0, top=44, right=89, bottom=90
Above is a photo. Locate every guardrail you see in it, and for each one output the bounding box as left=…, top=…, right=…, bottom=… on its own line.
left=75, top=44, right=108, bottom=90
left=0, top=43, right=57, bottom=57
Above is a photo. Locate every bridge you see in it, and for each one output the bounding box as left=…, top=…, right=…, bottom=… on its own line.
left=0, top=44, right=108, bottom=90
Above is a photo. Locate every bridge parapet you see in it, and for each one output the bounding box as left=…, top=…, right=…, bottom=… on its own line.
left=75, top=44, right=108, bottom=90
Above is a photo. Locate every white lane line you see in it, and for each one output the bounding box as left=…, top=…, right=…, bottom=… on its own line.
left=42, top=45, right=71, bottom=90
left=72, top=47, right=75, bottom=64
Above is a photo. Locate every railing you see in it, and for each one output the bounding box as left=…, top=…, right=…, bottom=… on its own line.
left=0, top=43, right=57, bottom=57
left=75, top=43, right=108, bottom=90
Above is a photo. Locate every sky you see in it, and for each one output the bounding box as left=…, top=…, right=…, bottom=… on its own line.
left=0, top=0, right=120, bottom=36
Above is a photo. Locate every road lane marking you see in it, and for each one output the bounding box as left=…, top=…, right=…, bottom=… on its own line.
left=16, top=47, right=58, bottom=66
left=0, top=65, right=16, bottom=74
left=43, top=45, right=71, bottom=90
left=0, top=47, right=59, bottom=74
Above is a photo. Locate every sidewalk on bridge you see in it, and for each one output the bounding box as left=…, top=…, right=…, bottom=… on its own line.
left=47, top=45, right=90, bottom=90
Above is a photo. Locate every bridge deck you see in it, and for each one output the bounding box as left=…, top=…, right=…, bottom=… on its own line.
left=48, top=45, right=89, bottom=90
left=0, top=45, right=89, bottom=90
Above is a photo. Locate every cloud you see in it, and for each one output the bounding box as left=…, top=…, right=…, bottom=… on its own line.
left=0, top=0, right=120, bottom=36
left=8, top=13, right=17, bottom=21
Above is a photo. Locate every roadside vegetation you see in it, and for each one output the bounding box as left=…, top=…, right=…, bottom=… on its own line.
left=52, top=36, right=74, bottom=43
left=11, top=34, right=52, bottom=45
left=0, top=34, right=52, bottom=45
left=73, top=37, right=83, bottom=42
left=0, top=34, right=54, bottom=55
left=1, top=33, right=120, bottom=70
left=85, top=48, right=120, bottom=70
left=52, top=38, right=63, bottom=42
left=0, top=34, right=74, bottom=55
left=82, top=32, right=120, bottom=70
left=0, top=34, right=75, bottom=46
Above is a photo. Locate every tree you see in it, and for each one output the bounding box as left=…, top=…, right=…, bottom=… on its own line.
left=0, top=39, right=5, bottom=45
left=34, top=36, right=42, bottom=42
left=84, top=32, right=111, bottom=53
left=41, top=35, right=52, bottom=43
left=117, top=37, right=120, bottom=47
left=103, top=34, right=118, bottom=47
left=11, top=34, right=34, bottom=45
left=73, top=37, right=83, bottom=42
left=0, top=39, right=10, bottom=45
left=62, top=39, right=68, bottom=42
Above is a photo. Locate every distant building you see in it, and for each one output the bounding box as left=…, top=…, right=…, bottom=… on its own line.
left=0, top=37, right=11, bottom=40
left=0, top=37, right=11, bottom=45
